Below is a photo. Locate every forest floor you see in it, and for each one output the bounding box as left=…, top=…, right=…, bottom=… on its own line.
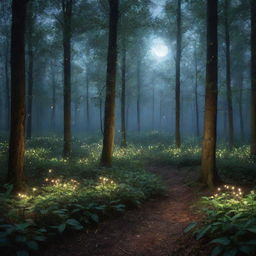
left=41, top=164, right=211, bottom=256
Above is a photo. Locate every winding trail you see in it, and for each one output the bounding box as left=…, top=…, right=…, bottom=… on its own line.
left=42, top=165, right=207, bottom=256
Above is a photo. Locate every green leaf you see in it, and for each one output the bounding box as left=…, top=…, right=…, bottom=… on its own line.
left=58, top=224, right=66, bottom=233
left=34, top=235, right=46, bottom=241
left=211, top=237, right=230, bottom=246
left=223, top=248, right=238, bottom=256
left=247, top=227, right=256, bottom=233
left=16, top=251, right=29, bottom=256
left=196, top=225, right=211, bottom=240
left=211, top=246, right=223, bottom=256
left=239, top=246, right=253, bottom=255
left=184, top=222, right=197, bottom=233
left=90, top=214, right=99, bottom=223
left=27, top=240, right=39, bottom=251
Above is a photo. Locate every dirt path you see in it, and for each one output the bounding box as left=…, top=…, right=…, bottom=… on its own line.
left=42, top=165, right=207, bottom=256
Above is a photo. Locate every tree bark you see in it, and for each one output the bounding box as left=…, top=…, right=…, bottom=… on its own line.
left=62, top=0, right=72, bottom=158
left=201, top=0, right=219, bottom=188
left=86, top=64, right=90, bottom=131
left=251, top=0, right=256, bottom=156
left=237, top=72, right=244, bottom=139
left=194, top=45, right=199, bottom=138
left=26, top=2, right=34, bottom=139
left=7, top=0, right=27, bottom=193
left=120, top=38, right=127, bottom=147
left=152, top=83, right=155, bottom=131
left=175, top=0, right=182, bottom=148
left=224, top=0, right=234, bottom=148
left=50, top=62, right=56, bottom=130
left=4, top=42, right=10, bottom=131
left=100, top=0, right=119, bottom=167
left=136, top=56, right=141, bottom=133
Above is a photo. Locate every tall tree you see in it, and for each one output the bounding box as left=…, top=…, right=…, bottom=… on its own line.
left=136, top=54, right=141, bottom=133
left=62, top=0, right=72, bottom=158
left=100, top=0, right=119, bottom=167
left=175, top=0, right=182, bottom=148
left=251, top=0, right=256, bottom=157
left=224, top=0, right=234, bottom=148
left=120, top=35, right=127, bottom=147
left=194, top=43, right=200, bottom=138
left=7, top=0, right=27, bottom=192
left=26, top=1, right=35, bottom=139
left=201, top=0, right=219, bottom=188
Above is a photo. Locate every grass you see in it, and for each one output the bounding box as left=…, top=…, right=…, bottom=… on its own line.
left=0, top=132, right=255, bottom=255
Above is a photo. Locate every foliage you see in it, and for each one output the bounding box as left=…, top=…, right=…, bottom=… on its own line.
left=0, top=135, right=166, bottom=255
left=185, top=186, right=256, bottom=256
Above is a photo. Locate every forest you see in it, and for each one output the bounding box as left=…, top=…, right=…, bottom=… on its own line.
left=0, top=0, right=256, bottom=255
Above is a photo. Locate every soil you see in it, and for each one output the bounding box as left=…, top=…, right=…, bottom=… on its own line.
left=42, top=165, right=210, bottom=256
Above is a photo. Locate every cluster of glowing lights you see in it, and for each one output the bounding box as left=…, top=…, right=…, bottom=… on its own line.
left=212, top=185, right=243, bottom=199
left=99, top=176, right=116, bottom=185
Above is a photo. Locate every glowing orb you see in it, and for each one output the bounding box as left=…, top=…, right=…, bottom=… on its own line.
left=151, top=41, right=169, bottom=58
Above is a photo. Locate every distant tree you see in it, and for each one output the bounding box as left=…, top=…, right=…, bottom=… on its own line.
left=120, top=33, right=127, bottom=147
left=175, top=0, right=182, bottom=148
left=100, top=0, right=119, bottom=167
left=26, top=1, right=35, bottom=139
left=62, top=0, right=73, bottom=158
left=7, top=0, right=27, bottom=192
left=251, top=0, right=256, bottom=157
left=201, top=0, right=219, bottom=188
left=224, top=0, right=234, bottom=148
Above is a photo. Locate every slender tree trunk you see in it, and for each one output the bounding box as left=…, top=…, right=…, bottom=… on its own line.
left=100, top=0, right=119, bottom=167
left=194, top=45, right=200, bottom=137
left=224, top=0, right=234, bottom=148
left=126, top=96, right=129, bottom=131
left=99, top=97, right=103, bottom=135
left=152, top=84, right=155, bottom=131
left=237, top=72, right=244, bottom=139
left=159, top=91, right=163, bottom=132
left=136, top=56, right=141, bottom=133
left=120, top=38, right=127, bottom=147
left=4, top=43, right=10, bottom=131
left=50, top=63, right=56, bottom=130
left=62, top=0, right=72, bottom=158
left=201, top=0, right=219, bottom=188
left=7, top=0, right=27, bottom=193
left=86, top=64, right=90, bottom=130
left=26, top=3, right=34, bottom=139
left=251, top=0, right=256, bottom=156
left=175, top=0, right=182, bottom=148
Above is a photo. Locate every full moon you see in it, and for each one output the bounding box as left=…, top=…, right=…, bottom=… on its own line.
left=151, top=41, right=169, bottom=58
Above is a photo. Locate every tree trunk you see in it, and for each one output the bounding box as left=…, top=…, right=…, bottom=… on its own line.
left=26, top=3, right=34, bottom=139
left=201, top=0, right=219, bottom=188
left=50, top=63, right=56, bottom=130
left=100, top=0, right=119, bottom=167
left=251, top=0, right=256, bottom=156
left=152, top=84, right=155, bottom=131
left=136, top=56, right=141, bottom=133
left=224, top=0, right=234, bottom=148
left=4, top=42, right=10, bottom=131
left=237, top=72, right=244, bottom=139
left=62, top=0, right=72, bottom=158
left=194, top=45, right=200, bottom=138
left=7, top=0, right=27, bottom=193
left=99, top=96, right=103, bottom=135
left=175, top=0, right=182, bottom=148
left=120, top=38, right=127, bottom=147
left=86, top=63, right=90, bottom=130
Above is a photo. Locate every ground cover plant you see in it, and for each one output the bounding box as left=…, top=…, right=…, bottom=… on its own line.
left=1, top=133, right=256, bottom=255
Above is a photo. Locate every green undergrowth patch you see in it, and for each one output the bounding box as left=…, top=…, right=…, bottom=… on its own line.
left=185, top=185, right=256, bottom=256
left=0, top=136, right=166, bottom=256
